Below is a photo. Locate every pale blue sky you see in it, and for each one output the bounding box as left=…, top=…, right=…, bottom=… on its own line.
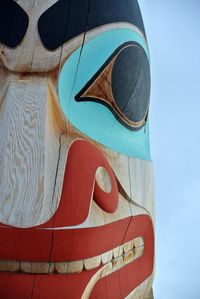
left=139, top=1, right=200, bottom=298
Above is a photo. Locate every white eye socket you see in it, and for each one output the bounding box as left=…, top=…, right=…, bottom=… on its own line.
left=95, top=167, right=112, bottom=193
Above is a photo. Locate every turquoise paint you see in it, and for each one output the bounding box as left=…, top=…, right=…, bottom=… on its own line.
left=58, top=28, right=151, bottom=160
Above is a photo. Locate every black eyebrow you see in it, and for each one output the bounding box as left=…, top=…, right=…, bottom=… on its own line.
left=38, top=0, right=146, bottom=51
left=0, top=0, right=29, bottom=48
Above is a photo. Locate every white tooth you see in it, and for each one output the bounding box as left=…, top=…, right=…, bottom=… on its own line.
left=67, top=261, right=83, bottom=273
left=133, top=237, right=144, bottom=248
left=112, top=256, right=123, bottom=271
left=113, top=246, right=123, bottom=258
left=55, top=262, right=69, bottom=274
left=123, top=241, right=133, bottom=253
left=84, top=256, right=101, bottom=270
left=123, top=251, right=134, bottom=265
left=134, top=246, right=144, bottom=259
left=101, top=262, right=113, bottom=278
left=130, top=240, right=134, bottom=249
left=0, top=260, right=19, bottom=272
left=31, top=262, right=54, bottom=274
left=101, top=250, right=113, bottom=264
left=20, top=261, right=32, bottom=273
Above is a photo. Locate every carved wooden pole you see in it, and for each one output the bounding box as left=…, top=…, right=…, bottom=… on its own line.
left=0, top=0, right=154, bottom=298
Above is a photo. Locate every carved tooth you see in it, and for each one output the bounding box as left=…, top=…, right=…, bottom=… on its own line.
left=133, top=237, right=144, bottom=248
left=113, top=246, right=123, bottom=258
left=123, top=251, right=134, bottom=265
left=101, top=250, right=113, bottom=264
left=123, top=241, right=133, bottom=253
left=31, top=262, right=54, bottom=274
left=130, top=240, right=134, bottom=249
left=134, top=246, right=144, bottom=260
left=55, top=262, right=69, bottom=274
left=20, top=261, right=32, bottom=273
left=0, top=260, right=20, bottom=272
left=67, top=261, right=83, bottom=273
left=112, top=256, right=123, bottom=271
left=84, top=256, right=101, bottom=270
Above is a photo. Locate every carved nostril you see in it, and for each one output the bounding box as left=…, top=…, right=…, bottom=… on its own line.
left=95, top=167, right=112, bottom=193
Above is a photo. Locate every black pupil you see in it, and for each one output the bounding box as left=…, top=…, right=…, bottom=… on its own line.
left=112, top=44, right=150, bottom=123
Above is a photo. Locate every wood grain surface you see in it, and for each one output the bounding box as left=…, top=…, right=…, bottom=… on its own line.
left=0, top=1, right=154, bottom=297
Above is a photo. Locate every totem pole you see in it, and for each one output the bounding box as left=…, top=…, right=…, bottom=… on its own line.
left=0, top=0, right=154, bottom=298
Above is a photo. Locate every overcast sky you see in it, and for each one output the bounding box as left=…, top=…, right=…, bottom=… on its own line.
left=139, top=1, right=200, bottom=298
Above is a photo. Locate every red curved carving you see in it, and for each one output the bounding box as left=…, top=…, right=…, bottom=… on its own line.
left=0, top=215, right=154, bottom=299
left=0, top=140, right=154, bottom=298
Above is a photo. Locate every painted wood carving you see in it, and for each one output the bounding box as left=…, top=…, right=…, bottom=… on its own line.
left=0, top=0, right=154, bottom=298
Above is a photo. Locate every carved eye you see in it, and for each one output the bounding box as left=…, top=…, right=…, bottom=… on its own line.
left=75, top=42, right=150, bottom=130
left=0, top=0, right=29, bottom=48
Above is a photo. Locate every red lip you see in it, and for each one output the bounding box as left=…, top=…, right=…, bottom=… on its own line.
left=0, top=140, right=154, bottom=298
left=0, top=215, right=153, bottom=262
left=0, top=214, right=154, bottom=298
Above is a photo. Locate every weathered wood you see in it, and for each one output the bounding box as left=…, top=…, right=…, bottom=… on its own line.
left=146, top=288, right=154, bottom=299
left=0, top=0, right=154, bottom=298
left=125, top=277, right=154, bottom=299
left=0, top=77, right=68, bottom=227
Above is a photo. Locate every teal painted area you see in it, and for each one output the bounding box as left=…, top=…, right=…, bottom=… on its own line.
left=58, top=28, right=151, bottom=160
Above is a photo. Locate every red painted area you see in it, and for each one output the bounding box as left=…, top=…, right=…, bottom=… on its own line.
left=0, top=139, right=154, bottom=298
left=90, top=271, right=123, bottom=299
left=55, top=139, right=119, bottom=226
left=90, top=215, right=154, bottom=298
left=0, top=214, right=153, bottom=298
left=0, top=216, right=152, bottom=262
left=0, top=139, right=119, bottom=261
left=0, top=268, right=100, bottom=299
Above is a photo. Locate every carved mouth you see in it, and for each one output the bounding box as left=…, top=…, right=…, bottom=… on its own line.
left=0, top=237, right=144, bottom=275
left=0, top=215, right=154, bottom=298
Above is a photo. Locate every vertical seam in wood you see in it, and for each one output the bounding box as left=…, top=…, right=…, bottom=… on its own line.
left=57, top=0, right=72, bottom=78
left=67, top=0, right=90, bottom=118
left=47, top=133, right=63, bottom=273
left=48, top=0, right=74, bottom=271
left=30, top=275, right=36, bottom=299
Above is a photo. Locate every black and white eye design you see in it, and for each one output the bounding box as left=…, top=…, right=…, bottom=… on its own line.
left=75, top=42, right=150, bottom=131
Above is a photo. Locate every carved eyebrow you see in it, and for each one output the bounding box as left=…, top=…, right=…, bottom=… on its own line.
left=75, top=42, right=150, bottom=131
left=0, top=0, right=29, bottom=48
left=38, top=0, right=146, bottom=51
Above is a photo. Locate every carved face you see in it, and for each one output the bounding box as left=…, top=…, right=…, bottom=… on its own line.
left=0, top=1, right=154, bottom=298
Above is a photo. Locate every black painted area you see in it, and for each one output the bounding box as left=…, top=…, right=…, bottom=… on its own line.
left=0, top=0, right=29, bottom=48
left=75, top=42, right=150, bottom=131
left=112, top=44, right=150, bottom=123
left=76, top=96, right=148, bottom=131
left=38, top=0, right=88, bottom=51
left=75, top=42, right=131, bottom=102
left=38, top=0, right=145, bottom=50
